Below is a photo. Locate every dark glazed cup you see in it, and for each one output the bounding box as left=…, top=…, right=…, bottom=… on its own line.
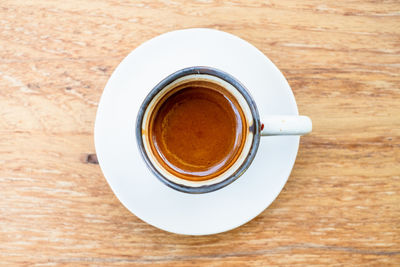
left=136, top=66, right=312, bottom=194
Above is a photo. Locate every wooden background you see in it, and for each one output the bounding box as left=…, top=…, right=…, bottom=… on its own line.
left=1, top=0, right=399, bottom=266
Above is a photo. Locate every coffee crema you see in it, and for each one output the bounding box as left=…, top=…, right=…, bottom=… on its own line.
left=147, top=81, right=247, bottom=181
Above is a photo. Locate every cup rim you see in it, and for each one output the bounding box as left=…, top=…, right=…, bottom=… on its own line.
left=136, top=66, right=261, bottom=193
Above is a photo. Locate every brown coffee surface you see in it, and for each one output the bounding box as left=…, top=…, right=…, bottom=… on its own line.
left=149, top=85, right=245, bottom=181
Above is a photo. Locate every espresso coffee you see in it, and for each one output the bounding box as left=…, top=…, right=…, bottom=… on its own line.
left=147, top=81, right=246, bottom=181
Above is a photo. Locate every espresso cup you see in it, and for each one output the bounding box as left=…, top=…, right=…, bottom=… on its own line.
left=136, top=66, right=311, bottom=194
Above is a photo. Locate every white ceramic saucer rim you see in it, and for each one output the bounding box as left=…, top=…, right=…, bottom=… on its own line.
left=95, top=28, right=299, bottom=235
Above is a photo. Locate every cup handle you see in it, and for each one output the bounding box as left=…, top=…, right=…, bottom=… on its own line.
left=260, top=115, right=312, bottom=136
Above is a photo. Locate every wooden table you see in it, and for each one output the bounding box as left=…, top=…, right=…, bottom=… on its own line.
left=1, top=1, right=399, bottom=265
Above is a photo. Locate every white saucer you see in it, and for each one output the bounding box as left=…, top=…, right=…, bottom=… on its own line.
left=95, top=29, right=299, bottom=235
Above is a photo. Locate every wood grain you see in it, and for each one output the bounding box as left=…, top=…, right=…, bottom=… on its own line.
left=1, top=0, right=399, bottom=266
